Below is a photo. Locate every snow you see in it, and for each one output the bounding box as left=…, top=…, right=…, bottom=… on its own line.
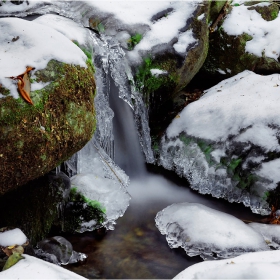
left=256, top=159, right=280, bottom=189
left=223, top=2, right=280, bottom=60
left=173, top=29, right=197, bottom=55
left=0, top=17, right=87, bottom=99
left=34, top=14, right=90, bottom=46
left=150, top=69, right=168, bottom=77
left=0, top=228, right=27, bottom=247
left=71, top=173, right=130, bottom=231
left=0, top=254, right=86, bottom=279
left=173, top=250, right=280, bottom=279
left=166, top=71, right=280, bottom=143
left=81, top=1, right=203, bottom=64
left=155, top=202, right=269, bottom=260
left=249, top=223, right=280, bottom=249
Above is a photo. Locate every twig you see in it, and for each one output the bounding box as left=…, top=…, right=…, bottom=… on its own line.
left=209, top=0, right=231, bottom=33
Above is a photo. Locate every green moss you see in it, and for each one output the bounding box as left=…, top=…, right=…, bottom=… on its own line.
left=128, top=33, right=142, bottom=50
left=248, top=2, right=279, bottom=21
left=135, top=57, right=178, bottom=104
left=0, top=59, right=96, bottom=194
left=63, top=187, right=106, bottom=233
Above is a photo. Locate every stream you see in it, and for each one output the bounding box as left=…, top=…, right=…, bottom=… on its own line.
left=62, top=75, right=262, bottom=279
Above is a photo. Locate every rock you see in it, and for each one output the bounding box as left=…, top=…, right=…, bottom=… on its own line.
left=0, top=171, right=71, bottom=244
left=155, top=202, right=269, bottom=260
left=203, top=1, right=280, bottom=77
left=0, top=18, right=96, bottom=194
left=159, top=71, right=280, bottom=215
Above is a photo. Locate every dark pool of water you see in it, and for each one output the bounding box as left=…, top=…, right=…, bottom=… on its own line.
left=62, top=166, right=262, bottom=279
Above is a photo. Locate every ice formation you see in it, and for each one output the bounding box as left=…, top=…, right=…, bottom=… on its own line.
left=70, top=172, right=130, bottom=231
left=0, top=228, right=27, bottom=247
left=35, top=236, right=86, bottom=266
left=155, top=202, right=269, bottom=260
left=160, top=71, right=280, bottom=214
left=173, top=250, right=280, bottom=279
left=249, top=223, right=280, bottom=250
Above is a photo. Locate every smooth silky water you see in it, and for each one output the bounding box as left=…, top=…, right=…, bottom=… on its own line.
left=63, top=78, right=262, bottom=279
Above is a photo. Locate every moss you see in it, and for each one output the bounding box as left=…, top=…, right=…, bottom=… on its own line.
left=248, top=2, right=279, bottom=21
left=62, top=187, right=106, bottom=233
left=0, top=59, right=96, bottom=195
left=135, top=57, right=178, bottom=104
left=128, top=33, right=142, bottom=50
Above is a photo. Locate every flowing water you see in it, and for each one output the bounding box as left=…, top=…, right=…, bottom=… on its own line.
left=63, top=70, right=262, bottom=279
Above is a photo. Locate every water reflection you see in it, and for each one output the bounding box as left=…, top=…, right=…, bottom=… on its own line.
left=63, top=166, right=262, bottom=279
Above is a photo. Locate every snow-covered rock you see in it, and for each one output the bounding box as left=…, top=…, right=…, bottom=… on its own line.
left=0, top=254, right=86, bottom=279
left=155, top=202, right=269, bottom=260
left=160, top=71, right=280, bottom=214
left=0, top=17, right=96, bottom=194
left=204, top=1, right=280, bottom=76
left=173, top=250, right=280, bottom=279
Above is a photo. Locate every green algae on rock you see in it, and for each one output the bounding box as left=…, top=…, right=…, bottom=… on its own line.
left=0, top=59, right=96, bottom=195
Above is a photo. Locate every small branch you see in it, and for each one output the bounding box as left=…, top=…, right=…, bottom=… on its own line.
left=209, top=0, right=231, bottom=33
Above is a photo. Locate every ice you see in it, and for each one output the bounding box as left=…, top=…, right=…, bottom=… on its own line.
left=35, top=236, right=86, bottom=266
left=0, top=254, right=86, bottom=279
left=249, top=223, right=280, bottom=250
left=70, top=172, right=131, bottom=231
left=0, top=228, right=27, bottom=247
left=160, top=71, right=280, bottom=214
left=174, top=250, right=280, bottom=279
left=155, top=202, right=269, bottom=260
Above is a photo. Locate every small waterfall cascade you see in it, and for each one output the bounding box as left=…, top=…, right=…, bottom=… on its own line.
left=14, top=1, right=155, bottom=181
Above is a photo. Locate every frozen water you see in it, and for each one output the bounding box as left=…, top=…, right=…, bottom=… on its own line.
left=35, top=236, right=86, bottom=265
left=174, top=250, right=280, bottom=279
left=70, top=172, right=131, bottom=231
left=160, top=71, right=280, bottom=214
left=249, top=223, right=280, bottom=250
left=155, top=202, right=269, bottom=260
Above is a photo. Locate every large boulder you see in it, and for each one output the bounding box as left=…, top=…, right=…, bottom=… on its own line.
left=159, top=71, right=280, bottom=215
left=0, top=18, right=96, bottom=194
left=203, top=1, right=280, bottom=77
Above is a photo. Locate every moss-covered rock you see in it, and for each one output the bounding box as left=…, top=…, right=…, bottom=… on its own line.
left=0, top=59, right=96, bottom=194
left=134, top=2, right=211, bottom=137
left=203, top=1, right=280, bottom=77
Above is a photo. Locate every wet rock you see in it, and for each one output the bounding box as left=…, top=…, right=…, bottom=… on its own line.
left=0, top=171, right=71, bottom=244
